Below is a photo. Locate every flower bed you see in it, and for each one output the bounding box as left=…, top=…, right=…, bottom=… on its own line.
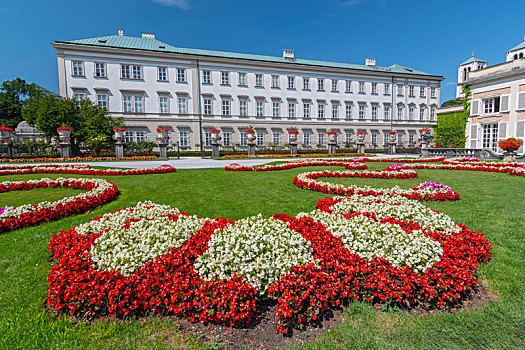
left=222, top=152, right=369, bottom=159
left=48, top=190, right=491, bottom=333
left=225, top=160, right=368, bottom=172
left=0, top=155, right=159, bottom=163
left=0, top=164, right=177, bottom=176
left=0, top=177, right=118, bottom=234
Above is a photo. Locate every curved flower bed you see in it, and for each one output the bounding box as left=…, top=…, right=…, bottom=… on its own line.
left=222, top=152, right=369, bottom=159
left=0, top=177, right=118, bottom=233
left=225, top=159, right=368, bottom=172
left=0, top=164, right=177, bottom=176
left=48, top=188, right=490, bottom=333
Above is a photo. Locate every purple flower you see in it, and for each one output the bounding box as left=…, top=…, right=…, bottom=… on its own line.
left=386, top=164, right=406, bottom=170
left=229, top=163, right=241, bottom=166
left=0, top=207, right=5, bottom=214
left=160, top=164, right=174, bottom=168
left=417, top=181, right=453, bottom=192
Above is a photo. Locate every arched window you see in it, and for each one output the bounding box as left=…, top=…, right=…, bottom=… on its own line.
left=463, top=68, right=467, bottom=81
left=468, top=67, right=471, bottom=72
left=514, top=54, right=518, bottom=60
left=520, top=52, right=524, bottom=59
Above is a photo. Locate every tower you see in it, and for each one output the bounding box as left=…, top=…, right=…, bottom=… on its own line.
left=506, top=36, right=525, bottom=62
left=457, top=52, right=487, bottom=98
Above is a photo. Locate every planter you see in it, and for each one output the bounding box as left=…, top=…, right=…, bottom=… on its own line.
left=211, top=132, right=221, bottom=144
left=289, top=134, right=298, bottom=143
left=503, top=150, right=518, bottom=162
left=388, top=134, right=397, bottom=143
left=356, top=133, right=365, bottom=143
left=247, top=133, right=256, bottom=144
left=328, top=133, right=337, bottom=143
left=113, top=129, right=125, bottom=143
left=57, top=129, right=71, bottom=143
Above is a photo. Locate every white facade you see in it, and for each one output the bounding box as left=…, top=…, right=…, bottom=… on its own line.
left=457, top=55, right=487, bottom=98
left=53, top=31, right=443, bottom=151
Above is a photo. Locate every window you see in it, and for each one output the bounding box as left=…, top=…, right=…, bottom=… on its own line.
left=74, top=93, right=85, bottom=101
left=179, top=131, right=189, bottom=147
left=222, top=99, right=230, bottom=116
left=303, top=102, right=310, bottom=118
left=483, top=98, right=500, bottom=114
left=204, top=132, right=211, bottom=146
left=397, top=106, right=404, bottom=120
left=272, top=101, right=280, bottom=117
left=371, top=82, right=378, bottom=94
left=317, top=79, right=325, bottom=91
left=271, top=75, right=279, bottom=88
left=121, top=64, right=142, bottom=79
left=318, top=133, right=325, bottom=146
left=94, top=62, right=106, bottom=78
left=419, top=107, right=426, bottom=121
left=134, top=96, right=144, bottom=113
left=359, top=81, right=365, bottom=94
left=371, top=105, right=378, bottom=120
left=255, top=74, right=264, bottom=87
left=359, top=104, right=365, bottom=119
left=256, top=132, right=264, bottom=146
left=345, top=103, right=352, bottom=119
left=384, top=105, right=390, bottom=120
left=221, top=72, right=230, bottom=85
left=345, top=133, right=352, bottom=144
left=409, top=133, right=415, bottom=144
left=238, top=72, right=246, bottom=86
left=125, top=131, right=146, bottom=143
left=223, top=132, right=231, bottom=146
left=273, top=133, right=280, bottom=144
left=331, top=80, right=338, bottom=92
left=159, top=96, right=169, bottom=114
left=384, top=83, right=391, bottom=95
left=256, top=100, right=264, bottom=117
left=72, top=61, right=84, bottom=76
left=288, top=102, right=296, bottom=118
left=397, top=84, right=403, bottom=96
left=178, top=97, right=187, bottom=114
left=332, top=102, right=338, bottom=119
left=176, top=68, right=186, bottom=82
left=125, top=131, right=134, bottom=143
left=287, top=76, right=295, bottom=89
left=239, top=99, right=248, bottom=116
left=409, top=106, right=415, bottom=120
left=431, top=107, right=436, bottom=120
left=398, top=134, right=404, bottom=144
left=482, top=124, right=499, bottom=152
left=345, top=80, right=352, bottom=93
left=97, top=94, right=108, bottom=109
left=409, top=85, right=415, bottom=97
left=121, top=64, right=130, bottom=79
left=419, top=86, right=426, bottom=98
left=430, top=87, right=436, bottom=98
left=158, top=67, right=168, bottom=81
left=303, top=77, right=310, bottom=90
left=202, top=70, right=211, bottom=84
left=303, top=133, right=311, bottom=146
left=371, top=133, right=378, bottom=145
left=240, top=132, right=247, bottom=146
left=123, top=95, right=133, bottom=112
left=318, top=103, right=325, bottom=119
left=203, top=98, right=212, bottom=115
left=132, top=65, right=142, bottom=79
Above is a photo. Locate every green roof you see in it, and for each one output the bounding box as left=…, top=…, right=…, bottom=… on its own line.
left=508, top=40, right=525, bottom=53
left=55, top=34, right=441, bottom=78
left=460, top=56, right=487, bottom=66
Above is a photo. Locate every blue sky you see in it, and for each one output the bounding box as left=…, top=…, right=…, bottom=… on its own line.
left=1, top=0, right=524, bottom=103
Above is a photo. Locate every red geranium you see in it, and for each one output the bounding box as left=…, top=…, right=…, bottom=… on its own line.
left=209, top=129, right=221, bottom=133
left=57, top=127, right=72, bottom=131
left=245, top=129, right=255, bottom=133
left=113, top=128, right=126, bottom=131
left=356, top=131, right=366, bottom=134
left=156, top=127, right=169, bottom=132
left=388, top=131, right=397, bottom=134
left=288, top=130, right=299, bottom=134
left=327, top=131, right=337, bottom=134
left=498, top=138, right=523, bottom=151
left=0, top=126, right=14, bottom=131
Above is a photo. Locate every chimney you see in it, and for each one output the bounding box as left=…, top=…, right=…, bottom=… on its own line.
left=141, top=32, right=156, bottom=39
left=118, top=29, right=124, bottom=36
left=365, top=58, right=376, bottom=66
left=283, top=49, right=295, bottom=59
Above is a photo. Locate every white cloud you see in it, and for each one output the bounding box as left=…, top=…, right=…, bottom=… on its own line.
left=151, top=0, right=191, bottom=10
left=340, top=0, right=365, bottom=6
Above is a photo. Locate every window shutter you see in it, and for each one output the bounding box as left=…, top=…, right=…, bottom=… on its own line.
left=470, top=100, right=479, bottom=116
left=469, top=124, right=478, bottom=148
left=500, top=95, right=509, bottom=112
left=517, top=121, right=525, bottom=154
left=498, top=122, right=507, bottom=140
left=518, top=92, right=525, bottom=110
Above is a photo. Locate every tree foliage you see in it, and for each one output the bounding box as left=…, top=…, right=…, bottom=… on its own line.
left=441, top=97, right=464, bottom=108
left=0, top=78, right=41, bottom=128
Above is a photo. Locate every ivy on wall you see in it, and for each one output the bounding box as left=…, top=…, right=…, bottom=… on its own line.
left=434, top=85, right=471, bottom=148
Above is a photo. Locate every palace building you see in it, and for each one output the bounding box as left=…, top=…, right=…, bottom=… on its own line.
left=463, top=38, right=525, bottom=154
left=52, top=30, right=443, bottom=151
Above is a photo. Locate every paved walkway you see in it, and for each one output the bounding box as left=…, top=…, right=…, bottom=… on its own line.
left=1, top=154, right=418, bottom=169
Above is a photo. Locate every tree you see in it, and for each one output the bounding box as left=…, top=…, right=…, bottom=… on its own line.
left=441, top=97, right=464, bottom=108
left=434, top=85, right=471, bottom=148
left=0, top=78, right=40, bottom=128
left=23, top=90, right=122, bottom=154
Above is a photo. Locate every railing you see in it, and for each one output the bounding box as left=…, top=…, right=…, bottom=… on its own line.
left=423, top=148, right=484, bottom=159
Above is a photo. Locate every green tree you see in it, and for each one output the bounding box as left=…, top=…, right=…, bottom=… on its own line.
left=441, top=97, right=464, bottom=108
left=434, top=85, right=471, bottom=148
left=0, top=78, right=40, bottom=128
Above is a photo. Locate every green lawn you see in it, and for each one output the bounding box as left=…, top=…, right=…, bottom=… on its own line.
left=0, top=163, right=524, bottom=349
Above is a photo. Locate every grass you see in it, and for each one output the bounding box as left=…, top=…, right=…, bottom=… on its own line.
left=0, top=162, right=524, bottom=349
left=0, top=187, right=83, bottom=208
